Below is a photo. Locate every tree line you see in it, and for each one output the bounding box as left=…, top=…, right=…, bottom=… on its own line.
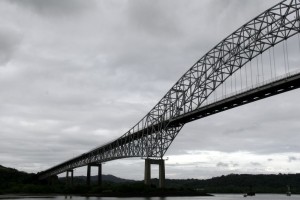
left=1, top=165, right=299, bottom=195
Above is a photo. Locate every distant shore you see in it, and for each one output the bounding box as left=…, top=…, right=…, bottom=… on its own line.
left=87, top=191, right=213, bottom=197
left=0, top=191, right=213, bottom=198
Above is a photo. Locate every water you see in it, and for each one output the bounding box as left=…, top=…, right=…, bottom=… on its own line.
left=0, top=194, right=299, bottom=200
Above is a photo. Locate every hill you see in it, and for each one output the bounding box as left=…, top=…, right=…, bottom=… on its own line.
left=0, top=165, right=36, bottom=185
left=163, top=174, right=300, bottom=193
left=1, top=164, right=300, bottom=194
left=60, top=174, right=135, bottom=184
left=59, top=173, right=300, bottom=193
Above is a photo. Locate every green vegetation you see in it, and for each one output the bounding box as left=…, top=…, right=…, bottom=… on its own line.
left=0, top=165, right=209, bottom=196
left=164, top=174, right=300, bottom=194
left=0, top=164, right=300, bottom=196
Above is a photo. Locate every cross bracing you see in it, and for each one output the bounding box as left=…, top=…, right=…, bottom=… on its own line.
left=39, top=0, right=300, bottom=179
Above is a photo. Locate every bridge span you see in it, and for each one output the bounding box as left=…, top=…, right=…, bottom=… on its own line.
left=39, top=0, right=300, bottom=188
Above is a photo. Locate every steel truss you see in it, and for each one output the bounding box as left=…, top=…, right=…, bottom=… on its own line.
left=39, top=0, right=300, bottom=179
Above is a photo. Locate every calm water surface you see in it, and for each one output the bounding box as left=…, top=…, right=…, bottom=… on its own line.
left=0, top=194, right=299, bottom=200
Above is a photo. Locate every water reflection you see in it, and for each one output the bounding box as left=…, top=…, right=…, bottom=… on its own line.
left=0, top=194, right=299, bottom=200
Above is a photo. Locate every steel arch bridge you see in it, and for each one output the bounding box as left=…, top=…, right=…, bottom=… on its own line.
left=39, top=0, right=300, bottom=180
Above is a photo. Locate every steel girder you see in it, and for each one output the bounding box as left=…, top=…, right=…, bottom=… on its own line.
left=39, top=0, right=300, bottom=179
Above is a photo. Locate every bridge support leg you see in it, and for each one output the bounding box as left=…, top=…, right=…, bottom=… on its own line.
left=144, top=158, right=165, bottom=188
left=70, top=170, right=73, bottom=186
left=97, top=164, right=102, bottom=186
left=144, top=159, right=151, bottom=186
left=66, top=171, right=69, bottom=185
left=87, top=164, right=102, bottom=186
left=159, top=160, right=165, bottom=189
left=87, top=165, right=91, bottom=186
left=66, top=170, right=73, bottom=186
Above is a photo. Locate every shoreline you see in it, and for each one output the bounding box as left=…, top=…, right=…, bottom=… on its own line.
left=0, top=191, right=213, bottom=198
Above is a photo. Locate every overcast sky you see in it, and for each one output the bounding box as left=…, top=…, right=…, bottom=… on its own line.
left=1, top=0, right=300, bottom=180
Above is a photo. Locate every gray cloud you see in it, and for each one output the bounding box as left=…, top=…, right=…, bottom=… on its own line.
left=217, top=162, right=229, bottom=168
left=0, top=25, right=21, bottom=65
left=251, top=162, right=261, bottom=166
left=231, top=162, right=239, bottom=167
left=216, top=161, right=239, bottom=168
left=126, top=1, right=183, bottom=39
left=0, top=0, right=299, bottom=180
left=8, top=0, right=95, bottom=17
left=288, top=156, right=297, bottom=163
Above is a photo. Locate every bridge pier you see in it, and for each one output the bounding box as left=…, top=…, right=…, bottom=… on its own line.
left=144, top=158, right=165, bottom=188
left=87, top=163, right=102, bottom=186
left=97, top=164, right=102, bottom=186
left=87, top=165, right=91, bottom=185
left=66, top=169, right=73, bottom=186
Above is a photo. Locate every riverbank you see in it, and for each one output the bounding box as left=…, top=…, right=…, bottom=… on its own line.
left=0, top=191, right=212, bottom=199
left=86, top=190, right=213, bottom=197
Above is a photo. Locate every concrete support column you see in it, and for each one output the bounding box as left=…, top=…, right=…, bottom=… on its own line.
left=158, top=159, right=165, bottom=189
left=144, top=158, right=165, bottom=188
left=97, top=164, right=102, bottom=186
left=70, top=170, right=74, bottom=186
left=87, top=163, right=102, bottom=186
left=144, top=159, right=151, bottom=185
left=87, top=165, right=91, bottom=186
left=66, top=171, right=69, bottom=185
left=66, top=170, right=74, bottom=186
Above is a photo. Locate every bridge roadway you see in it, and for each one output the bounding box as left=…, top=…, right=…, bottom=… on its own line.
left=39, top=70, right=300, bottom=180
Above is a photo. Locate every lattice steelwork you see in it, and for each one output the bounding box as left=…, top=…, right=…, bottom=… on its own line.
left=39, top=0, right=300, bottom=179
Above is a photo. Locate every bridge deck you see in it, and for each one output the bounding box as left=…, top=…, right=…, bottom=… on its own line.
left=171, top=71, right=300, bottom=125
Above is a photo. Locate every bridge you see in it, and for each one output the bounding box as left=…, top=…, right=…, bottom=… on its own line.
left=39, top=0, right=300, bottom=188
